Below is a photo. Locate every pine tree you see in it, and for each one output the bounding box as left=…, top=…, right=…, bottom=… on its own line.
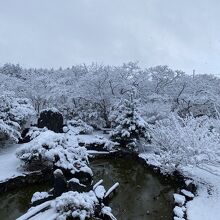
left=110, top=94, right=148, bottom=149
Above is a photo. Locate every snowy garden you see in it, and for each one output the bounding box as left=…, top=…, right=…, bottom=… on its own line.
left=0, top=63, right=220, bottom=220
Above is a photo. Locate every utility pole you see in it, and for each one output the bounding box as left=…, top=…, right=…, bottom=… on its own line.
left=193, top=69, right=195, bottom=78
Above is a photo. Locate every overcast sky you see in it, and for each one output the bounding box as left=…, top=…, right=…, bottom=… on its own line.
left=0, top=0, right=220, bottom=75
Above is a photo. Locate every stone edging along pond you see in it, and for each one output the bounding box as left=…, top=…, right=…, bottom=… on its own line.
left=0, top=149, right=197, bottom=220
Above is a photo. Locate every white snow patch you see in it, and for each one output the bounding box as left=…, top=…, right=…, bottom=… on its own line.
left=173, top=206, right=184, bottom=218
left=0, top=144, right=24, bottom=182
left=31, top=192, right=50, bottom=203
left=174, top=193, right=186, bottom=206
left=181, top=189, right=195, bottom=198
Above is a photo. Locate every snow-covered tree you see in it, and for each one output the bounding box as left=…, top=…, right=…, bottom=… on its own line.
left=110, top=95, right=149, bottom=149
left=0, top=93, right=36, bottom=142
left=147, top=114, right=220, bottom=172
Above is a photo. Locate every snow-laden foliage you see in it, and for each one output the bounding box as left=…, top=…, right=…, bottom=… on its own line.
left=2, top=62, right=220, bottom=127
left=0, top=119, right=20, bottom=142
left=66, top=119, right=94, bottom=135
left=110, top=96, right=149, bottom=149
left=16, top=130, right=92, bottom=175
left=140, top=94, right=172, bottom=124
left=51, top=186, right=116, bottom=220
left=147, top=114, right=220, bottom=172
left=0, top=93, right=36, bottom=142
left=52, top=190, right=99, bottom=220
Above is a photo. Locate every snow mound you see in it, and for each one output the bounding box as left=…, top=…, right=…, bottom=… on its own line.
left=16, top=130, right=92, bottom=175
left=174, top=193, right=186, bottom=206
left=31, top=192, right=50, bottom=203
left=52, top=190, right=99, bottom=220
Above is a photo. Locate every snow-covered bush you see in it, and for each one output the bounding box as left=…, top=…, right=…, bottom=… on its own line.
left=51, top=188, right=116, bottom=220
left=66, top=119, right=94, bottom=135
left=147, top=114, right=220, bottom=172
left=141, top=94, right=172, bottom=124
left=16, top=130, right=92, bottom=175
left=0, top=119, right=20, bottom=142
left=52, top=190, right=99, bottom=219
left=110, top=96, right=149, bottom=149
left=0, top=93, right=36, bottom=142
left=22, top=126, right=46, bottom=142
left=77, top=134, right=117, bottom=151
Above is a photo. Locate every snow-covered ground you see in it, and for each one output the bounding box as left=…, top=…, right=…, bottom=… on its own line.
left=184, top=164, right=220, bottom=220
left=0, top=143, right=24, bottom=182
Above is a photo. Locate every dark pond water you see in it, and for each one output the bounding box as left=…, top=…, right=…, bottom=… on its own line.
left=91, top=158, right=177, bottom=220
left=0, top=157, right=177, bottom=220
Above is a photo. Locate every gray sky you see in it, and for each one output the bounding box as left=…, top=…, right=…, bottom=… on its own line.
left=0, top=0, right=220, bottom=75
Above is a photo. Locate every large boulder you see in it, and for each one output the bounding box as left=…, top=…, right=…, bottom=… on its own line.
left=37, top=109, right=63, bottom=133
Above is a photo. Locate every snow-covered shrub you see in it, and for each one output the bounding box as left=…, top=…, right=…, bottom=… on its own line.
left=52, top=190, right=99, bottom=219
left=9, top=97, right=36, bottom=126
left=0, top=119, right=20, bottom=142
left=22, top=126, right=46, bottom=142
left=141, top=94, right=172, bottom=124
left=66, top=119, right=94, bottom=135
left=0, top=93, right=36, bottom=142
left=77, top=134, right=117, bottom=151
left=51, top=188, right=116, bottom=220
left=110, top=96, right=149, bottom=149
left=147, top=114, right=220, bottom=172
left=16, top=130, right=92, bottom=175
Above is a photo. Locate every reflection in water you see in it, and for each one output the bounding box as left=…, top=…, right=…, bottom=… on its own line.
left=91, top=158, right=176, bottom=220
left=0, top=158, right=176, bottom=220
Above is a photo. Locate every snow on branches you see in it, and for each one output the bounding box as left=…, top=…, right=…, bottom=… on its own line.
left=0, top=93, right=36, bottom=142
left=146, top=114, right=220, bottom=172
left=110, top=95, right=149, bottom=149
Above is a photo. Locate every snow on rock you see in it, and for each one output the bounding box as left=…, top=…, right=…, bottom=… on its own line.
left=68, top=178, right=86, bottom=187
left=174, top=217, right=185, bottom=220
left=173, top=206, right=184, bottom=218
left=31, top=192, right=50, bottom=203
left=181, top=189, right=195, bottom=198
left=174, top=193, right=186, bottom=206
left=94, top=185, right=106, bottom=199
left=185, top=179, right=193, bottom=186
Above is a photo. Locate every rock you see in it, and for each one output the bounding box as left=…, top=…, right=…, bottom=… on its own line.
left=19, top=128, right=31, bottom=143
left=181, top=189, right=195, bottom=199
left=174, top=193, right=186, bottom=206
left=68, top=178, right=87, bottom=192
left=174, top=217, right=185, bottom=220
left=173, top=206, right=184, bottom=218
left=37, top=109, right=63, bottom=133
left=53, top=169, right=67, bottom=197
left=185, top=180, right=197, bottom=193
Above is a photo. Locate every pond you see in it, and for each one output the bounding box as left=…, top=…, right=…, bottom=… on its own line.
left=0, top=157, right=177, bottom=220
left=91, top=158, right=177, bottom=220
